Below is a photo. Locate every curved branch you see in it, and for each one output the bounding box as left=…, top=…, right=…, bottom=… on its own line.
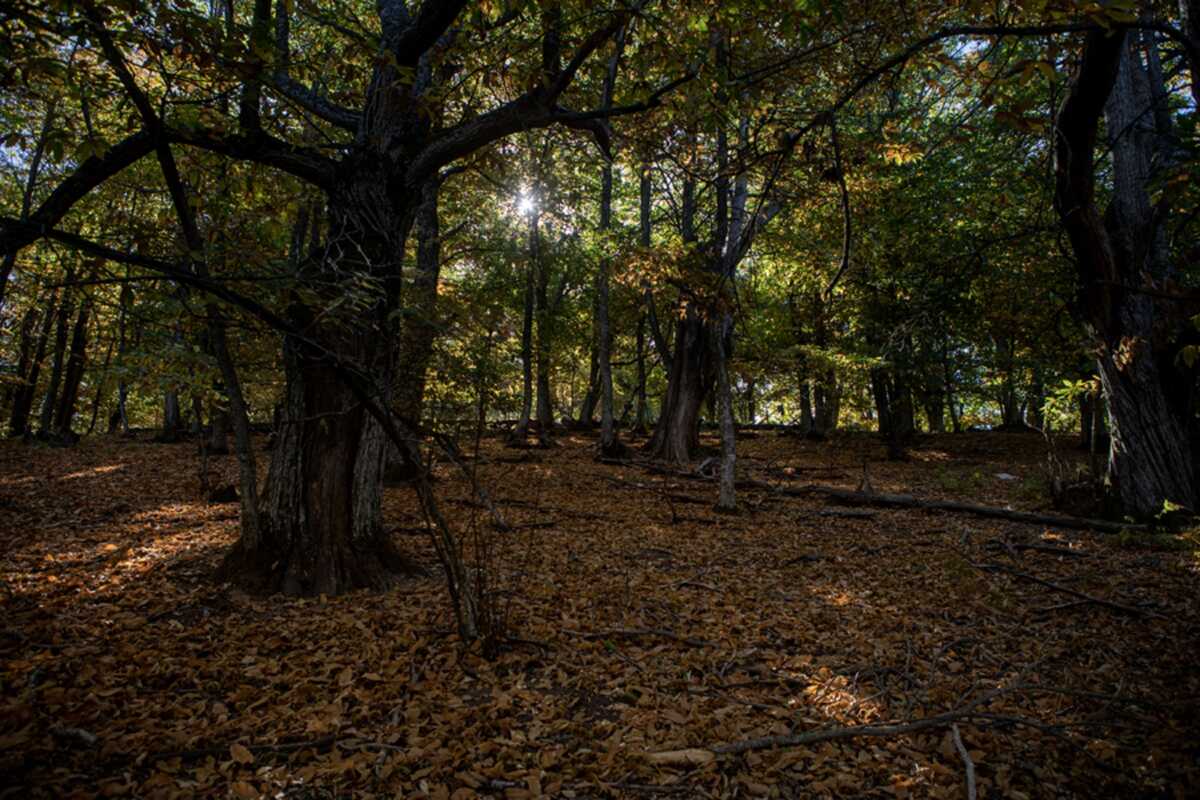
left=270, top=75, right=360, bottom=131
left=0, top=131, right=156, bottom=256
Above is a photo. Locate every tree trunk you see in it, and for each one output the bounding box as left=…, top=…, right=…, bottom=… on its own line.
left=647, top=165, right=708, bottom=464
left=38, top=272, right=75, bottom=435
left=1180, top=0, right=1200, bottom=106
left=9, top=288, right=58, bottom=437
left=1054, top=28, right=1197, bottom=517
left=53, top=296, right=93, bottom=437
left=594, top=28, right=625, bottom=458
left=209, top=401, right=231, bottom=454
left=577, top=346, right=598, bottom=427
left=713, top=317, right=737, bottom=511
left=161, top=390, right=184, bottom=442
left=646, top=309, right=708, bottom=464
left=394, top=178, right=442, bottom=425
left=108, top=282, right=132, bottom=435
left=222, top=331, right=404, bottom=594
left=5, top=307, right=40, bottom=421
left=534, top=218, right=554, bottom=442
left=189, top=392, right=205, bottom=436
left=798, top=377, right=814, bottom=436
left=632, top=312, right=649, bottom=433
left=221, top=167, right=418, bottom=594
left=510, top=212, right=536, bottom=446
left=86, top=334, right=115, bottom=435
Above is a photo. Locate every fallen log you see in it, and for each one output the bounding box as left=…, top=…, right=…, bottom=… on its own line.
left=785, top=485, right=1141, bottom=534
left=630, top=462, right=1141, bottom=534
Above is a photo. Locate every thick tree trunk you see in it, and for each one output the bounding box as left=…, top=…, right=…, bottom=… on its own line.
left=798, top=377, right=815, bottom=436
left=222, top=331, right=405, bottom=594
left=221, top=167, right=417, bottom=594
left=1054, top=28, right=1197, bottom=517
left=813, top=373, right=840, bottom=437
left=646, top=309, right=708, bottom=464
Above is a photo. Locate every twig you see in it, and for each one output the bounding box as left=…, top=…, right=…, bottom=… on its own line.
left=977, top=562, right=1160, bottom=618
left=951, top=724, right=977, bottom=800
left=701, top=687, right=1010, bottom=755
left=562, top=627, right=714, bottom=648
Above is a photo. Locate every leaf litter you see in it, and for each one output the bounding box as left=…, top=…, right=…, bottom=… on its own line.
left=1, top=431, right=1198, bottom=798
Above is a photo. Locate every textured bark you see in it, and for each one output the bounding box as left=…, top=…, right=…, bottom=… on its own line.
left=1054, top=28, right=1197, bottom=517
left=220, top=159, right=419, bottom=593
left=222, top=328, right=407, bottom=595
left=647, top=166, right=706, bottom=464
left=647, top=309, right=708, bottom=464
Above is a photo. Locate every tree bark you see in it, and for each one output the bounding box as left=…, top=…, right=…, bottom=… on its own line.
left=5, top=307, right=40, bottom=421
left=9, top=288, right=58, bottom=437
left=108, top=282, right=132, bottom=434
left=38, top=266, right=76, bottom=435
left=161, top=390, right=184, bottom=442
left=713, top=317, right=737, bottom=511
left=221, top=164, right=417, bottom=593
left=511, top=210, right=536, bottom=446
left=1054, top=28, right=1197, bottom=517
left=647, top=308, right=709, bottom=463
left=394, top=177, right=442, bottom=425
left=534, top=214, right=554, bottom=442
left=53, top=295, right=93, bottom=437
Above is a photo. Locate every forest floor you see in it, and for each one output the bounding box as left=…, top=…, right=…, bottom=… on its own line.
left=1, top=430, right=1198, bottom=799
